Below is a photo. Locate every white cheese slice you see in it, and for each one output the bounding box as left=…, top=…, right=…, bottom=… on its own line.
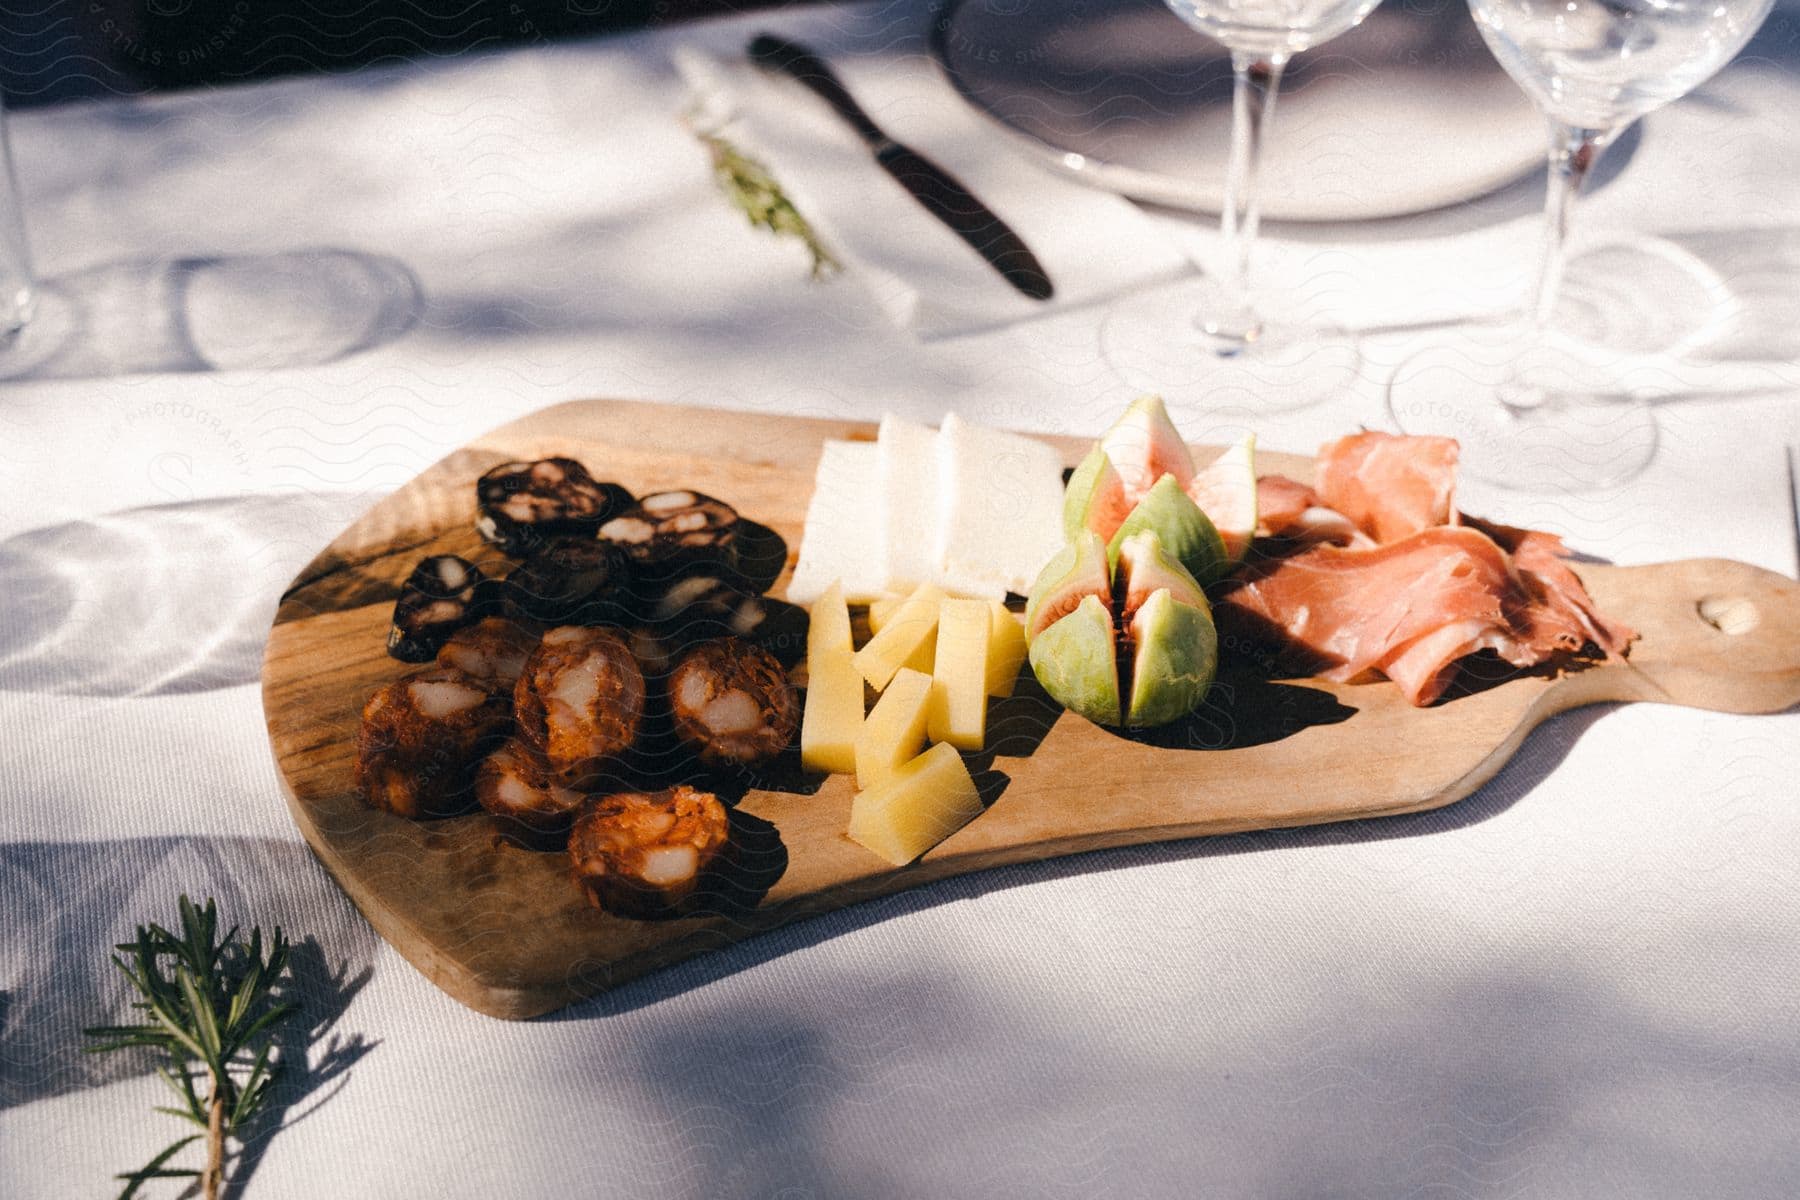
left=787, top=440, right=891, bottom=605
left=935, top=412, right=1066, bottom=598
left=878, top=414, right=940, bottom=593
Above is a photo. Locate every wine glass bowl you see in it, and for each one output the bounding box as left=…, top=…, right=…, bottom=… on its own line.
left=1103, top=0, right=1384, bottom=410
left=1166, top=0, right=1380, bottom=57
left=1386, top=0, right=1773, bottom=489
left=1470, top=0, right=1774, bottom=130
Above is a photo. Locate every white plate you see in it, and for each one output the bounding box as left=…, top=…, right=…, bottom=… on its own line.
left=931, top=0, right=1547, bottom=222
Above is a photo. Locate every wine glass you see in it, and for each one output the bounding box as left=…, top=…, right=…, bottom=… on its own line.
left=0, top=95, right=35, bottom=342
left=1102, top=0, right=1383, bottom=410
left=1385, top=0, right=1774, bottom=491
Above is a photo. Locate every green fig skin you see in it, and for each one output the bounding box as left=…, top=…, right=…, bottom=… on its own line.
left=1106, top=474, right=1230, bottom=588
left=1115, top=528, right=1208, bottom=619
left=1024, top=531, right=1111, bottom=639
left=1125, top=588, right=1218, bottom=728
left=1062, top=444, right=1133, bottom=542
left=1027, top=594, right=1122, bottom=727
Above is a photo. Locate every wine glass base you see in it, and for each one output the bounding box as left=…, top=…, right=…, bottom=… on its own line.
left=1102, top=281, right=1361, bottom=413
left=1385, top=331, right=1658, bottom=493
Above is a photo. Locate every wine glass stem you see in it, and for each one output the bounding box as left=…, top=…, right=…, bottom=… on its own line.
left=1206, top=52, right=1287, bottom=346
left=1528, top=121, right=1614, bottom=331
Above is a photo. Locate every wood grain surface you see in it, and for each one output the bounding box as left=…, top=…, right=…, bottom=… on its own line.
left=261, top=399, right=1800, bottom=1019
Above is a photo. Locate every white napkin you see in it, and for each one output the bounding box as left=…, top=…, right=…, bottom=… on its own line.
left=673, top=42, right=1191, bottom=339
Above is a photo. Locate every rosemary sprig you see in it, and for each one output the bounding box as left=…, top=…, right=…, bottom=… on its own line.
left=85, top=895, right=300, bottom=1200
left=692, top=123, right=841, bottom=281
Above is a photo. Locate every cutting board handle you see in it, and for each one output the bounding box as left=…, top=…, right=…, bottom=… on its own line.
left=1585, top=558, right=1800, bottom=715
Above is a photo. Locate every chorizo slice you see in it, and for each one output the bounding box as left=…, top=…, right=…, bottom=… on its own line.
left=355, top=667, right=510, bottom=818
left=568, top=785, right=730, bottom=916
left=513, top=626, right=645, bottom=787
left=387, top=555, right=487, bottom=662
left=666, top=638, right=799, bottom=769
left=476, top=457, right=633, bottom=556
left=475, top=737, right=585, bottom=846
left=435, top=616, right=540, bottom=691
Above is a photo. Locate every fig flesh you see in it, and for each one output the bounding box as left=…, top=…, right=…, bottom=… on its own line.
left=1185, top=434, right=1258, bottom=567
left=1025, top=528, right=1217, bottom=730
left=1023, top=531, right=1112, bottom=640
left=1099, top=394, right=1194, bottom=498
left=1105, top=473, right=1229, bottom=588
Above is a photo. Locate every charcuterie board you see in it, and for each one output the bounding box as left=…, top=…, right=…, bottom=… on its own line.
left=261, top=399, right=1800, bottom=1019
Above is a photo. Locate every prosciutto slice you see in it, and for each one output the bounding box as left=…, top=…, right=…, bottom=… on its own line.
left=1315, top=431, right=1459, bottom=544
left=1224, top=435, right=1634, bottom=706
left=1255, top=475, right=1368, bottom=548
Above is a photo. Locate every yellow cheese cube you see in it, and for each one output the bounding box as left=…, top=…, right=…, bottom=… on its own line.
left=848, top=742, right=984, bottom=866
left=866, top=596, right=902, bottom=634
left=801, top=582, right=862, bottom=775
left=854, top=667, right=933, bottom=790
left=985, top=602, right=1028, bottom=698
left=853, top=582, right=943, bottom=691
left=928, top=598, right=991, bottom=750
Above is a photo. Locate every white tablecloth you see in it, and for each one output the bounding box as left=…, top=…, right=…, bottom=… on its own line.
left=3, top=1, right=1799, bottom=1195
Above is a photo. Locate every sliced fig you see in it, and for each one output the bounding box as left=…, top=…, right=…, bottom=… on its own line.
left=1114, top=530, right=1207, bottom=624
left=1099, top=395, right=1195, bottom=497
left=1062, top=444, right=1134, bottom=542
left=1185, top=434, right=1258, bottom=567
left=1123, top=587, right=1217, bottom=728
left=1023, top=531, right=1111, bottom=640
left=1105, top=474, right=1229, bottom=588
left=1025, top=593, right=1121, bottom=727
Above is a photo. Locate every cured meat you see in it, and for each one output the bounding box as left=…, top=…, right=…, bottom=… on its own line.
left=567, top=785, right=731, bottom=916
left=1255, top=475, right=1320, bottom=536
left=355, top=667, right=510, bottom=818
left=513, top=627, right=646, bottom=787
left=475, top=738, right=585, bottom=846
left=666, top=639, right=800, bottom=769
left=1315, top=432, right=1459, bottom=544
left=387, top=555, right=488, bottom=662
left=598, top=490, right=740, bottom=573
left=1219, top=524, right=1629, bottom=706
left=436, top=617, right=540, bottom=691
left=504, top=537, right=635, bottom=626
left=476, top=458, right=633, bottom=556
left=1254, top=476, right=1367, bottom=548
left=1465, top=518, right=1636, bottom=656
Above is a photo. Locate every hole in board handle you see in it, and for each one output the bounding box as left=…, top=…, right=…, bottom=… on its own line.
left=1696, top=594, right=1759, bottom=635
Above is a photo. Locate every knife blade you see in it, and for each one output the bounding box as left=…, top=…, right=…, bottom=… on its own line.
left=747, top=33, right=1054, bottom=302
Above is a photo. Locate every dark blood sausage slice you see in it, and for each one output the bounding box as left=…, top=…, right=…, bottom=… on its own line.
left=647, top=573, right=767, bottom=642
left=475, top=738, right=586, bottom=847
left=567, top=785, right=730, bottom=917
left=435, top=616, right=540, bottom=691
left=387, top=555, right=487, bottom=662
left=513, top=626, right=645, bottom=788
left=666, top=638, right=800, bottom=769
left=503, top=537, right=634, bottom=626
left=731, top=520, right=789, bottom=596
left=598, top=490, right=741, bottom=575
left=355, top=667, right=510, bottom=819
left=475, top=457, right=633, bottom=557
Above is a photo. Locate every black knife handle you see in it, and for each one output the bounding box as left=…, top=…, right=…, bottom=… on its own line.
left=748, top=34, right=887, bottom=148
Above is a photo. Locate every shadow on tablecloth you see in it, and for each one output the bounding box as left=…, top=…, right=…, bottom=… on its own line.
left=0, top=833, right=377, bottom=1147
left=0, top=492, right=369, bottom=698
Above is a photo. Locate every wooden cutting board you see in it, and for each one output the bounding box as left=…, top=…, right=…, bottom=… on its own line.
left=262, top=399, right=1800, bottom=1019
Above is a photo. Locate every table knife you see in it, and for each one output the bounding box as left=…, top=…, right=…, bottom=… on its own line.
left=747, top=33, right=1054, bottom=302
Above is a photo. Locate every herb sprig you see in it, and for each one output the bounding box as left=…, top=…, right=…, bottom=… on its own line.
left=85, top=896, right=300, bottom=1200
left=690, top=122, right=841, bottom=281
